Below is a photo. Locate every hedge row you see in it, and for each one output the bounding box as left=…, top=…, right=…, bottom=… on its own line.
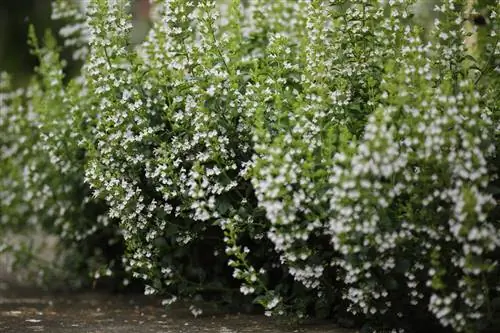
left=1, top=1, right=499, bottom=332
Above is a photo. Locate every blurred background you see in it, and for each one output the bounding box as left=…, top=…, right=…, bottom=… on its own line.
left=0, top=1, right=54, bottom=85
left=0, top=0, right=151, bottom=86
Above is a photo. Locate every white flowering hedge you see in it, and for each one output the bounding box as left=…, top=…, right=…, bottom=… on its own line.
left=0, top=18, right=124, bottom=284
left=1, top=0, right=499, bottom=332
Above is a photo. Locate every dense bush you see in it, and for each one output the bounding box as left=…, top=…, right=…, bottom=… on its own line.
left=0, top=5, right=124, bottom=286
left=1, top=0, right=499, bottom=332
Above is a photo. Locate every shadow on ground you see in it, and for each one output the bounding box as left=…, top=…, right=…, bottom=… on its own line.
left=0, top=281, right=355, bottom=333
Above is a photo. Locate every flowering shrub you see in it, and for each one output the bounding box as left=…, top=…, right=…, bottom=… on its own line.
left=0, top=11, right=124, bottom=286
left=1, top=0, right=499, bottom=332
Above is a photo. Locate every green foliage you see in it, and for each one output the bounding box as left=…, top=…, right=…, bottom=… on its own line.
left=0, top=7, right=124, bottom=287
left=1, top=0, right=499, bottom=332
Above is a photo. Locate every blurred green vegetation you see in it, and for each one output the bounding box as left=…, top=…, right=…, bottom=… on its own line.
left=0, top=0, right=151, bottom=87
left=0, top=1, right=58, bottom=86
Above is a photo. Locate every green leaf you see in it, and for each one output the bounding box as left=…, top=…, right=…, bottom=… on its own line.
left=216, top=199, right=232, bottom=215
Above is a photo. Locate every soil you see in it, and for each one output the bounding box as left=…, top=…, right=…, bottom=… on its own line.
left=0, top=282, right=355, bottom=333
